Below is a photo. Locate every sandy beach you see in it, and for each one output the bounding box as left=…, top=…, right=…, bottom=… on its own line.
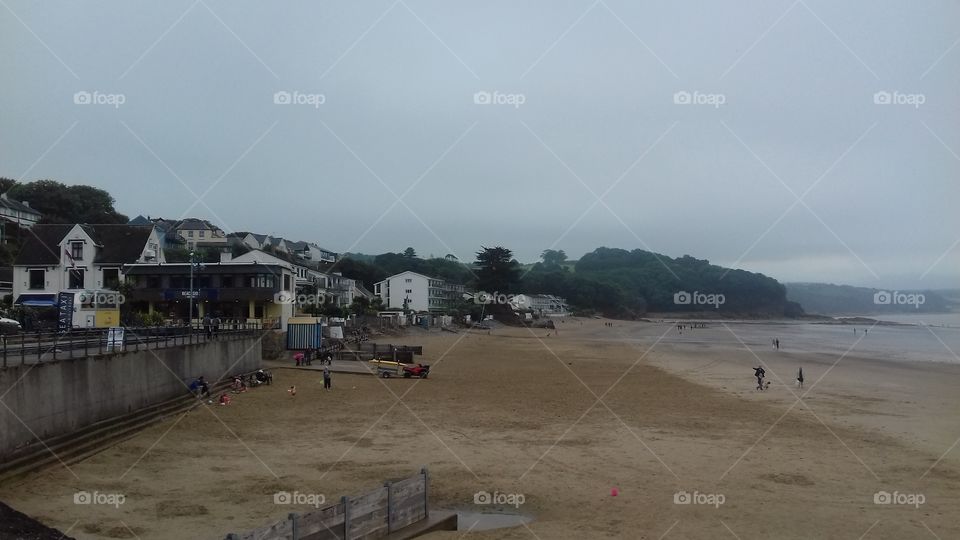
left=2, top=318, right=958, bottom=539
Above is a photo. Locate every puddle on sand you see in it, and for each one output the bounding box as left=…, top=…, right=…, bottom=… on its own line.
left=457, top=511, right=534, bottom=531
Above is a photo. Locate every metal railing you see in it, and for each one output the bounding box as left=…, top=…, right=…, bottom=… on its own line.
left=0, top=322, right=278, bottom=368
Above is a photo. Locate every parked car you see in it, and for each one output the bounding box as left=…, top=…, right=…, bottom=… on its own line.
left=0, top=317, right=23, bottom=335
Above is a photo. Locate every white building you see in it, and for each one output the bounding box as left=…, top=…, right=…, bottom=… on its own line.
left=509, top=294, right=569, bottom=317
left=240, top=234, right=336, bottom=263
left=373, top=271, right=465, bottom=312
left=232, top=250, right=354, bottom=308
left=12, top=224, right=163, bottom=308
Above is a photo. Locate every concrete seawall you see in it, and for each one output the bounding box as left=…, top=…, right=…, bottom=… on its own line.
left=0, top=337, right=262, bottom=459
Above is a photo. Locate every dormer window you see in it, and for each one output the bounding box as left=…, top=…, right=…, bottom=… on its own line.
left=70, top=241, right=83, bottom=261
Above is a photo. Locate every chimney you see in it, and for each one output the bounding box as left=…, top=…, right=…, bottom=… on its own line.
left=22, top=201, right=29, bottom=208
left=220, top=251, right=233, bottom=263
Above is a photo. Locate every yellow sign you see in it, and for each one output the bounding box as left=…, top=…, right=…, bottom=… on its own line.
left=95, top=309, right=120, bottom=328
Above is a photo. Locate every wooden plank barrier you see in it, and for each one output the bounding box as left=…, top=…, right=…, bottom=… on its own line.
left=226, top=468, right=430, bottom=540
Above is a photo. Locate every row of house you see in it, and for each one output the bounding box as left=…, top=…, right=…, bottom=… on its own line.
left=6, top=214, right=565, bottom=328
left=237, top=233, right=336, bottom=263
left=7, top=221, right=370, bottom=329
left=372, top=270, right=568, bottom=316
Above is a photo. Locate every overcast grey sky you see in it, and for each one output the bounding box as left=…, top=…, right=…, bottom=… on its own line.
left=2, top=0, right=958, bottom=289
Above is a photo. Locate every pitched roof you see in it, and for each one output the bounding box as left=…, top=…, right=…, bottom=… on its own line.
left=0, top=193, right=41, bottom=215
left=287, top=240, right=308, bottom=250
left=128, top=215, right=152, bottom=225
left=175, top=218, right=219, bottom=231
left=13, top=224, right=74, bottom=265
left=86, top=225, right=155, bottom=263
left=14, top=224, right=154, bottom=266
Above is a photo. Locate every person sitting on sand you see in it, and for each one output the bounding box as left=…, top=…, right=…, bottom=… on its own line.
left=190, top=376, right=210, bottom=399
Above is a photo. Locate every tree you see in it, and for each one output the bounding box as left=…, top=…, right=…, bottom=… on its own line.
left=7, top=180, right=127, bottom=224
left=403, top=247, right=417, bottom=258
left=474, top=246, right=520, bottom=294
left=541, top=249, right=568, bottom=267
left=349, top=296, right=371, bottom=315
left=0, top=177, right=16, bottom=194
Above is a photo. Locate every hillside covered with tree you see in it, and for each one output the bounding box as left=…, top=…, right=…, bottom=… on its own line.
left=337, top=246, right=802, bottom=318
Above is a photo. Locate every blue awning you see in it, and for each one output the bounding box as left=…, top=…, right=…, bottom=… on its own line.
left=15, top=294, right=57, bottom=307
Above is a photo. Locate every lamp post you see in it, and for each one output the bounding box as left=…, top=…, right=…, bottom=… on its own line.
left=188, top=251, right=203, bottom=332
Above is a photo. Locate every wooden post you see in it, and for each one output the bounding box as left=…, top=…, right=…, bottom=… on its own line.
left=422, top=466, right=429, bottom=519
left=341, top=495, right=351, bottom=540
left=385, top=481, right=393, bottom=534
left=288, top=512, right=299, bottom=540
left=52, top=331, right=58, bottom=361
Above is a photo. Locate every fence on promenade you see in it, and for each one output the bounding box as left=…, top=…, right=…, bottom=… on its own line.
left=227, top=468, right=429, bottom=540
left=0, top=322, right=276, bottom=368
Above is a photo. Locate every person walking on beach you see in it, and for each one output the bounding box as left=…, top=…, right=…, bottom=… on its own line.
left=754, top=366, right=766, bottom=391
left=797, top=367, right=804, bottom=389
left=203, top=314, right=212, bottom=339
left=323, top=365, right=332, bottom=390
left=775, top=338, right=780, bottom=350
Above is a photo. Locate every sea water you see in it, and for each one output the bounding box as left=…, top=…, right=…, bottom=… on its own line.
left=620, top=315, right=960, bottom=364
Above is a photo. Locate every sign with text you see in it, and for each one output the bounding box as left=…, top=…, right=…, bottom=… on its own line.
left=106, top=327, right=124, bottom=350
left=57, top=292, right=74, bottom=333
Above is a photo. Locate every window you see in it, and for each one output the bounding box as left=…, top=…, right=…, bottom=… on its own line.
left=68, top=269, right=85, bottom=289
left=187, top=230, right=194, bottom=237
left=406, top=289, right=413, bottom=294
left=70, top=241, right=83, bottom=260
left=199, top=230, right=205, bottom=238
left=405, top=278, right=412, bottom=283
left=103, top=268, right=120, bottom=289
left=283, top=275, right=291, bottom=291
left=221, top=275, right=233, bottom=288
left=249, top=275, right=275, bottom=288
left=28, top=269, right=44, bottom=289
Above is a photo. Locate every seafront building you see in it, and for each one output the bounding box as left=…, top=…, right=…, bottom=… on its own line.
left=374, top=271, right=466, bottom=313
